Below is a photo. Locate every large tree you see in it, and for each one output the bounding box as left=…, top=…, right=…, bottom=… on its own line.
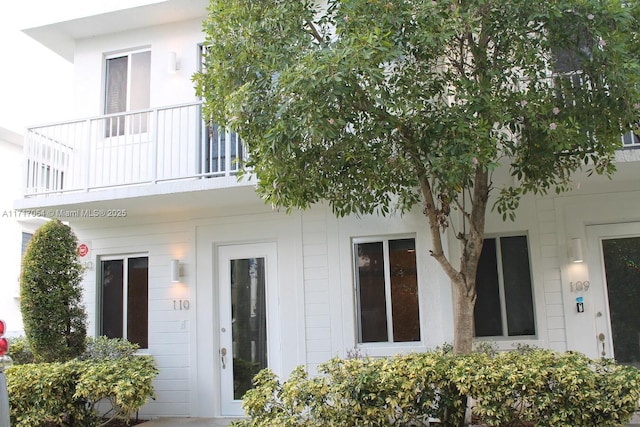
left=195, top=0, right=640, bottom=353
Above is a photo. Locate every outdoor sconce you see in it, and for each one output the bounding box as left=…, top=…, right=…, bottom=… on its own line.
left=168, top=51, right=179, bottom=74
left=171, top=259, right=182, bottom=282
left=570, top=238, right=584, bottom=263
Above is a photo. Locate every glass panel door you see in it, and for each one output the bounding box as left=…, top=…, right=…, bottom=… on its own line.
left=602, top=237, right=640, bottom=367
left=230, top=257, right=267, bottom=399
left=218, top=243, right=277, bottom=415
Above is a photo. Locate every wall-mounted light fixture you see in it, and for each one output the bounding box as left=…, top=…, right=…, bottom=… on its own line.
left=170, top=259, right=181, bottom=282
left=168, top=51, right=179, bottom=74
left=570, top=238, right=584, bottom=263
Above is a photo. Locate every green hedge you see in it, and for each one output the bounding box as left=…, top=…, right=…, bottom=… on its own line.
left=6, top=355, right=158, bottom=427
left=232, top=348, right=640, bottom=427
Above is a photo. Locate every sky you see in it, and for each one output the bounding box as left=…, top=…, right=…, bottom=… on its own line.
left=0, top=3, right=74, bottom=135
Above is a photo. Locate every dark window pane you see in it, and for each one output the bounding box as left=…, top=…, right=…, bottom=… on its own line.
left=102, top=260, right=124, bottom=339
left=21, top=232, right=33, bottom=257
left=501, top=236, right=535, bottom=336
left=127, top=257, right=148, bottom=348
left=105, top=56, right=128, bottom=114
left=389, top=239, right=420, bottom=342
left=356, top=242, right=388, bottom=342
left=602, top=237, right=640, bottom=366
left=474, top=239, right=503, bottom=337
left=231, top=258, right=267, bottom=399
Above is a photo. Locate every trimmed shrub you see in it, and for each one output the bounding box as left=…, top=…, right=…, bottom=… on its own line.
left=6, top=361, right=91, bottom=427
left=232, top=349, right=640, bottom=427
left=80, top=336, right=139, bottom=361
left=7, top=336, right=35, bottom=365
left=6, top=355, right=158, bottom=427
left=461, top=349, right=640, bottom=426
left=20, top=219, right=87, bottom=362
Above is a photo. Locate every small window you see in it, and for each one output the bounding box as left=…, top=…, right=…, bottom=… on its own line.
left=474, top=236, right=535, bottom=338
left=623, top=130, right=640, bottom=147
left=100, top=255, right=149, bottom=348
left=551, top=25, right=593, bottom=74
left=21, top=232, right=33, bottom=257
left=354, top=237, right=421, bottom=343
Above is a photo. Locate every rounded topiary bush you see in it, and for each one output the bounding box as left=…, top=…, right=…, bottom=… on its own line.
left=20, top=219, right=87, bottom=363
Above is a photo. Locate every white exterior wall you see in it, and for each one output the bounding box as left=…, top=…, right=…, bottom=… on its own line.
left=73, top=216, right=193, bottom=416
left=0, top=137, right=26, bottom=336
left=73, top=18, right=202, bottom=118
left=0, top=132, right=47, bottom=337
left=66, top=200, right=458, bottom=418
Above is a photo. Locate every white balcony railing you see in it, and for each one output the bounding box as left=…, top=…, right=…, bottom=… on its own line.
left=23, top=102, right=245, bottom=196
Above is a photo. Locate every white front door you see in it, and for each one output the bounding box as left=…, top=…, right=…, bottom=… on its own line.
left=218, top=242, right=278, bottom=416
left=588, top=223, right=640, bottom=366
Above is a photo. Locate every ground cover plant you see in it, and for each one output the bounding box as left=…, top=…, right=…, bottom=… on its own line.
left=231, top=348, right=640, bottom=427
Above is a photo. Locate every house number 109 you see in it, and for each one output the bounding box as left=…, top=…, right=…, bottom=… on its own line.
left=173, top=300, right=190, bottom=310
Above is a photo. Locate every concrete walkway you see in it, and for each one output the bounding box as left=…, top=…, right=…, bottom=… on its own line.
left=140, top=418, right=237, bottom=426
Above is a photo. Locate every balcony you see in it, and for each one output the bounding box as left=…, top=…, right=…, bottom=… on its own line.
left=23, top=102, right=246, bottom=198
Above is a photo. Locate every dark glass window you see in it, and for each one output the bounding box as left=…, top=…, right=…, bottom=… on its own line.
left=474, top=236, right=535, bottom=338
left=355, top=238, right=421, bottom=343
left=101, top=256, right=148, bottom=348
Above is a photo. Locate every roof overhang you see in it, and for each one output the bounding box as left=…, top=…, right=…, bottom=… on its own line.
left=21, top=0, right=209, bottom=61
left=0, top=127, right=23, bottom=147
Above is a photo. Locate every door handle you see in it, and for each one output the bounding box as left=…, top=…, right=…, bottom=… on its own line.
left=220, top=347, right=227, bottom=369
left=598, top=333, right=606, bottom=357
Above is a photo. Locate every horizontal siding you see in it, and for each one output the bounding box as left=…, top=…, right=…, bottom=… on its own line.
left=302, top=209, right=333, bottom=374
left=536, top=198, right=567, bottom=351
left=74, top=217, right=192, bottom=417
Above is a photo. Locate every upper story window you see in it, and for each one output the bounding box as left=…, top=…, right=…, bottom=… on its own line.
left=105, top=50, right=151, bottom=136
left=623, top=131, right=640, bottom=148
left=354, top=237, right=421, bottom=344
left=474, top=235, right=535, bottom=338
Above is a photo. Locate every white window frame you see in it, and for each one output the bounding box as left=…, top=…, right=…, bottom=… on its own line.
left=98, top=253, right=149, bottom=348
left=104, top=48, right=151, bottom=114
left=353, top=234, right=422, bottom=347
left=474, top=234, right=536, bottom=340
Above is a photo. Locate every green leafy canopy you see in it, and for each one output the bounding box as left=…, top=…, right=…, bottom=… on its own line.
left=196, top=0, right=640, bottom=352
left=196, top=0, right=640, bottom=220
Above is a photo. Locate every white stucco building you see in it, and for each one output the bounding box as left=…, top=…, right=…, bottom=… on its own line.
left=12, top=0, right=640, bottom=421
left=0, top=127, right=47, bottom=338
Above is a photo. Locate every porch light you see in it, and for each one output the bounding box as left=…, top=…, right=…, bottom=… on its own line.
left=171, top=259, right=182, bottom=282
left=570, top=238, right=584, bottom=263
left=168, top=51, right=179, bottom=74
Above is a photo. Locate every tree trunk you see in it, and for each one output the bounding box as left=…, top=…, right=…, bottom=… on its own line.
left=452, top=279, right=476, bottom=354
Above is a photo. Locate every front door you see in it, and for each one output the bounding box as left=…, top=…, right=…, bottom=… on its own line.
left=218, top=243, right=278, bottom=415
left=589, top=224, right=640, bottom=366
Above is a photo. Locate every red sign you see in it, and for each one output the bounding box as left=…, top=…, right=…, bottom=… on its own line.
left=0, top=320, right=6, bottom=356
left=77, top=243, right=89, bottom=258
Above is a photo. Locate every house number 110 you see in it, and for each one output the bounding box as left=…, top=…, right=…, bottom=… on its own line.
left=173, top=300, right=190, bottom=310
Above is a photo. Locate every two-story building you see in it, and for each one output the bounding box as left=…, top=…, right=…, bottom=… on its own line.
left=14, top=0, right=640, bottom=421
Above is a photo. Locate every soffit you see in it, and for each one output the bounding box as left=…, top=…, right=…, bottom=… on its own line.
left=22, top=0, right=209, bottom=62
